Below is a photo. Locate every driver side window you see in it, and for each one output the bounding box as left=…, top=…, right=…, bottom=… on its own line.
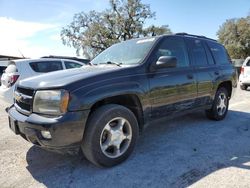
left=153, top=37, right=190, bottom=68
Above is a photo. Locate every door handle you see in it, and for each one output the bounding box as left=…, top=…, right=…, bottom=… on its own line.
left=187, top=74, right=194, bottom=79
left=214, top=71, right=220, bottom=75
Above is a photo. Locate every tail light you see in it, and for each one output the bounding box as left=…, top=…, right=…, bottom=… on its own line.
left=241, top=67, right=244, bottom=74
left=2, top=74, right=19, bottom=88
left=10, top=75, right=19, bottom=86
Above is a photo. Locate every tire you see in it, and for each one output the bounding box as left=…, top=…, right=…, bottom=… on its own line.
left=240, top=85, right=247, bottom=90
left=206, top=87, right=229, bottom=121
left=81, top=104, right=139, bottom=167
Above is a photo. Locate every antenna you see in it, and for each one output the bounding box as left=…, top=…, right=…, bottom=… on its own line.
left=18, top=49, right=25, bottom=58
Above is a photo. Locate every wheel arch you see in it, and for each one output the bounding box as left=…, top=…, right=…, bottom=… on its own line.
left=217, top=81, right=232, bottom=98
left=88, top=94, right=145, bottom=132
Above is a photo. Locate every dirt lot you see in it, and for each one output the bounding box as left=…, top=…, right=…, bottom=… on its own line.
left=0, top=86, right=250, bottom=188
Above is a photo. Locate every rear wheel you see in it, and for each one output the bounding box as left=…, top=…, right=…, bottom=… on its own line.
left=240, top=85, right=247, bottom=90
left=81, top=104, right=139, bottom=167
left=206, top=87, right=229, bottom=121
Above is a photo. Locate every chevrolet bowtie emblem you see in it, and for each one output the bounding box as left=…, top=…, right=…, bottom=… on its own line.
left=14, top=92, right=22, bottom=102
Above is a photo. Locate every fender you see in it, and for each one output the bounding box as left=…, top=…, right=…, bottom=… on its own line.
left=211, top=64, right=237, bottom=99
left=68, top=77, right=150, bottom=112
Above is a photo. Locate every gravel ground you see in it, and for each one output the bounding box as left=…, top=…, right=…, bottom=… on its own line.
left=0, top=86, right=250, bottom=188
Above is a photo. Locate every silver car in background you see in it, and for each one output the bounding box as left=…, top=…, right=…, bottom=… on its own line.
left=0, top=58, right=85, bottom=104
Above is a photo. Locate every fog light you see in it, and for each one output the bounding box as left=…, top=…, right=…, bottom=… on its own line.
left=41, top=130, right=52, bottom=139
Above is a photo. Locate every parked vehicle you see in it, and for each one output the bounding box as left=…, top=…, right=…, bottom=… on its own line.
left=0, top=58, right=85, bottom=104
left=0, top=61, right=8, bottom=85
left=239, top=56, right=250, bottom=90
left=7, top=33, right=237, bottom=167
left=232, top=59, right=244, bottom=78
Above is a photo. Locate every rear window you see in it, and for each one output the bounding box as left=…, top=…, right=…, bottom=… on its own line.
left=30, top=61, right=63, bottom=72
left=206, top=41, right=229, bottom=65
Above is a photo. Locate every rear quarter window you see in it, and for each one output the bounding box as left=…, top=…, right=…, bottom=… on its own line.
left=206, top=41, right=229, bottom=65
left=30, top=61, right=63, bottom=72
left=64, top=61, right=82, bottom=69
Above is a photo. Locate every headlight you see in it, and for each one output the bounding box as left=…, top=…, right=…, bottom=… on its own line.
left=33, top=90, right=69, bottom=115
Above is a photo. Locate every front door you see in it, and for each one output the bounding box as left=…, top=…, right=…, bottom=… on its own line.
left=148, top=36, right=197, bottom=119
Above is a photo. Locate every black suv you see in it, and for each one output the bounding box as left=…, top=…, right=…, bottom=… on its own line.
left=8, top=33, right=237, bottom=167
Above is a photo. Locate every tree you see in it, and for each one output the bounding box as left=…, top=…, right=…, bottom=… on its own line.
left=217, top=15, right=250, bottom=59
left=61, top=0, right=172, bottom=58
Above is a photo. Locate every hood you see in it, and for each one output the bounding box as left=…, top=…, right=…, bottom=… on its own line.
left=19, top=65, right=121, bottom=89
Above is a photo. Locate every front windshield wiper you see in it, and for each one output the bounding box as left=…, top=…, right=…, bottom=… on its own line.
left=98, top=61, right=122, bottom=67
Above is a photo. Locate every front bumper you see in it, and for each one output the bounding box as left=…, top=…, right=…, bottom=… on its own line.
left=8, top=106, right=90, bottom=154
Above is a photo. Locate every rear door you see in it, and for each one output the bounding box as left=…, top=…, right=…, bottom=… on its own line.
left=149, top=36, right=197, bottom=118
left=185, top=38, right=219, bottom=106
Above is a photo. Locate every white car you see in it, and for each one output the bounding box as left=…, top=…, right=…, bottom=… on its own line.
left=0, top=58, right=85, bottom=104
left=239, top=57, right=250, bottom=90
left=0, top=61, right=8, bottom=84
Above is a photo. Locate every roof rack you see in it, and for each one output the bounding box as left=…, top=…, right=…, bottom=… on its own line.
left=175, top=33, right=217, bottom=41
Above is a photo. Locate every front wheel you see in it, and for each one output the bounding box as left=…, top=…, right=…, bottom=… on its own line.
left=206, top=87, right=229, bottom=121
left=81, top=104, right=139, bottom=167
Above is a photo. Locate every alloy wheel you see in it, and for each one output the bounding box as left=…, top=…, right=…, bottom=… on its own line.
left=100, top=117, right=132, bottom=158
left=216, top=93, right=227, bottom=116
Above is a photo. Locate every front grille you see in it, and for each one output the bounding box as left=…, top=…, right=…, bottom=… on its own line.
left=14, top=86, right=34, bottom=115
left=16, top=100, right=31, bottom=112
left=16, top=87, right=34, bottom=96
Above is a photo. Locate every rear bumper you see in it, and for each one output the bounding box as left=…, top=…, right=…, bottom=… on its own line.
left=239, top=79, right=250, bottom=85
left=239, top=74, right=250, bottom=85
left=8, top=106, right=90, bottom=154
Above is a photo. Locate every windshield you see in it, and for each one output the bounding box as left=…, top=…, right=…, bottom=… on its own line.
left=91, top=38, right=156, bottom=65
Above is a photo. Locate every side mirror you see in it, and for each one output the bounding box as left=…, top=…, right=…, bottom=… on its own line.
left=156, top=56, right=177, bottom=69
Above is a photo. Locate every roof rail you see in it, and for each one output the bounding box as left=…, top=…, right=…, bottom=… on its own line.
left=175, top=33, right=217, bottom=41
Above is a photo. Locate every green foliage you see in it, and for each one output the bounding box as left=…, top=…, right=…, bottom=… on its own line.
left=217, top=15, right=250, bottom=59
left=61, top=0, right=172, bottom=58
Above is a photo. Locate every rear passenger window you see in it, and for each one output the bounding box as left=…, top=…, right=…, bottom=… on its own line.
left=154, top=37, right=189, bottom=67
left=186, top=39, right=208, bottom=66
left=207, top=41, right=229, bottom=64
left=30, top=61, right=63, bottom=72
left=65, top=61, right=82, bottom=69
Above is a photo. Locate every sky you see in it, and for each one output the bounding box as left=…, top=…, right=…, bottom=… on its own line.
left=0, top=0, right=249, bottom=58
